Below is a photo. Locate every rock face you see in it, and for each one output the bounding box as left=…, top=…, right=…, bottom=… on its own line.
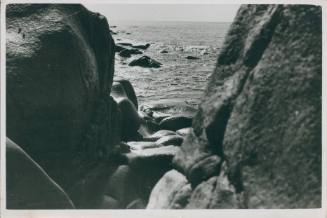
left=6, top=4, right=117, bottom=207
left=147, top=5, right=321, bottom=209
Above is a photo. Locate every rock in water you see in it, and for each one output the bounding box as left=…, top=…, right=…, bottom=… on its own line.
left=117, top=42, right=133, bottom=46
left=6, top=138, right=75, bottom=209
left=160, top=49, right=169, bottom=54
left=150, top=5, right=322, bottom=209
left=119, top=48, right=143, bottom=57
left=115, top=44, right=127, bottom=52
left=6, top=4, right=116, bottom=206
left=129, top=55, right=162, bottom=68
left=118, top=50, right=132, bottom=58
left=186, top=55, right=199, bottom=60
left=132, top=43, right=151, bottom=50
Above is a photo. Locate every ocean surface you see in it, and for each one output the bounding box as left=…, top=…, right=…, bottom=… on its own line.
left=111, top=21, right=231, bottom=114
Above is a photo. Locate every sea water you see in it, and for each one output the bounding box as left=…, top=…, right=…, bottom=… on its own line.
left=112, top=21, right=231, bottom=114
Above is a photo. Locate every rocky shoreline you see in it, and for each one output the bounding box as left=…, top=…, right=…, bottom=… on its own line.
left=6, top=4, right=321, bottom=209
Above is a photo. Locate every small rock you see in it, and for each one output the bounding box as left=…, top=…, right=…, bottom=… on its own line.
left=127, top=141, right=161, bottom=150
left=129, top=55, right=162, bottom=68
left=132, top=43, right=151, bottom=50
left=186, top=55, right=200, bottom=60
left=119, top=49, right=131, bottom=58
left=117, top=42, right=133, bottom=46
left=201, top=50, right=209, bottom=55
left=160, top=49, right=168, bottom=54
left=119, top=48, right=142, bottom=58
left=115, top=44, right=126, bottom=52
left=156, top=135, right=184, bottom=146
left=176, top=127, right=192, bottom=136
left=140, top=104, right=170, bottom=122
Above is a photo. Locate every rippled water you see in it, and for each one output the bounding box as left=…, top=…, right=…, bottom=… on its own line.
left=112, top=21, right=231, bottom=112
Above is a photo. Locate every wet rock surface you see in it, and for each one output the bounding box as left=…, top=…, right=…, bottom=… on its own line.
left=129, top=55, right=162, bottom=68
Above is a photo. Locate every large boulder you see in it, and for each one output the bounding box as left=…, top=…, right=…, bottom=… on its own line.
left=6, top=4, right=116, bottom=198
left=6, top=138, right=74, bottom=209
left=151, top=5, right=322, bottom=209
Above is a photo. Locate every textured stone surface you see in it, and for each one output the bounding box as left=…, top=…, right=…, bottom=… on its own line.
left=6, top=4, right=116, bottom=189
left=154, top=5, right=321, bottom=209
left=222, top=5, right=322, bottom=208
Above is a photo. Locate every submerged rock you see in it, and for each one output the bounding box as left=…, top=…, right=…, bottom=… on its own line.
left=129, top=55, right=162, bottom=68
left=160, top=49, right=169, bottom=54
left=132, top=43, right=151, bottom=49
left=186, top=55, right=200, bottom=60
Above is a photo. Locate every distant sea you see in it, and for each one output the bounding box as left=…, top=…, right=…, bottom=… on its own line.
left=111, top=21, right=231, bottom=112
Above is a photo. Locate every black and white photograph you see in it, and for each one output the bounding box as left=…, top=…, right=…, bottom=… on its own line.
left=0, top=0, right=325, bottom=217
